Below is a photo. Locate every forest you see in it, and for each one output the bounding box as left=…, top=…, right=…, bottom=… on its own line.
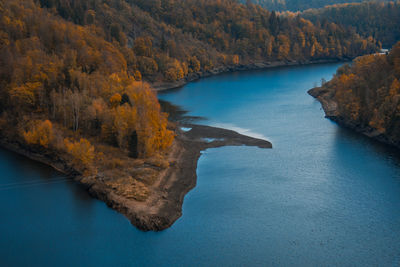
left=302, top=1, right=400, bottom=47
left=311, top=41, right=400, bottom=147
left=35, top=0, right=379, bottom=83
left=0, top=0, right=175, bottom=199
left=0, top=0, right=388, bottom=197
left=244, top=0, right=388, bottom=11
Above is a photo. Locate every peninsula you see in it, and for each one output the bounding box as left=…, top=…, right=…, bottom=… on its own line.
left=1, top=123, right=271, bottom=231
left=309, top=42, right=400, bottom=149
left=0, top=0, right=381, bottom=231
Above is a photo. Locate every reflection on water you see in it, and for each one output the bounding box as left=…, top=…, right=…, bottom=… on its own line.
left=333, top=124, right=400, bottom=167
left=2, top=62, right=400, bottom=266
left=159, top=99, right=205, bottom=123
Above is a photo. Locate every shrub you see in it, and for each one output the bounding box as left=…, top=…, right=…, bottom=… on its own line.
left=64, top=138, right=96, bottom=167
left=23, top=120, right=54, bottom=148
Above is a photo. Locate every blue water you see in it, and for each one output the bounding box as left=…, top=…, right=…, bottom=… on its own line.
left=2, top=63, right=400, bottom=266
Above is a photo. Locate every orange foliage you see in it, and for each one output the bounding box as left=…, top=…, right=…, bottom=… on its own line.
left=133, top=70, right=142, bottom=81
left=389, top=78, right=400, bottom=97
left=232, top=55, right=240, bottom=65
left=64, top=138, right=96, bottom=167
left=1, top=0, right=380, bottom=164
left=320, top=42, right=400, bottom=143
left=9, top=82, right=42, bottom=109
left=188, top=56, right=201, bottom=72
left=127, top=83, right=175, bottom=157
left=112, top=104, right=137, bottom=148
left=95, top=78, right=175, bottom=156
left=109, top=93, right=122, bottom=108
left=23, top=120, right=54, bottom=148
left=164, top=60, right=185, bottom=81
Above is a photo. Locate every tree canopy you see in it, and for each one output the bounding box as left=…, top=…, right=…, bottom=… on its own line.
left=244, top=0, right=388, bottom=12
left=315, top=41, right=400, bottom=146
left=302, top=1, right=400, bottom=47
left=0, top=0, right=386, bottom=170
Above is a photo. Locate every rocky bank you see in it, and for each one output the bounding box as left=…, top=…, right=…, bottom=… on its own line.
left=0, top=124, right=271, bottom=231
left=78, top=124, right=272, bottom=231
left=308, top=86, right=400, bottom=149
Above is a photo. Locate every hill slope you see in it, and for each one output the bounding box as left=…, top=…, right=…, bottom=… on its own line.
left=0, top=0, right=379, bottom=159
left=244, top=0, right=388, bottom=11
left=0, top=0, right=385, bottom=229
left=309, top=42, right=400, bottom=148
left=302, top=1, right=400, bottom=47
left=35, top=0, right=378, bottom=83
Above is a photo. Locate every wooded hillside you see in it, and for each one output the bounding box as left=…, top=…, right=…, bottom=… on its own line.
left=0, top=0, right=380, bottom=176
left=244, top=0, right=388, bottom=11
left=310, top=42, right=400, bottom=148
left=0, top=0, right=174, bottom=179
left=302, top=1, right=400, bottom=47
left=35, top=0, right=378, bottom=83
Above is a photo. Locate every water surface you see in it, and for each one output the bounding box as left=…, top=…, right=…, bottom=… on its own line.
left=2, top=63, right=400, bottom=266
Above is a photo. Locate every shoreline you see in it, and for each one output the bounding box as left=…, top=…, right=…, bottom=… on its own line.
left=0, top=124, right=271, bottom=231
left=0, top=59, right=343, bottom=231
left=152, top=59, right=346, bottom=92
left=308, top=87, right=400, bottom=149
left=0, top=138, right=79, bottom=176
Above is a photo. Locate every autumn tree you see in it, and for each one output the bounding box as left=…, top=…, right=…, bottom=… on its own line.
left=126, top=83, right=174, bottom=157
left=316, top=41, right=400, bottom=147
left=23, top=120, right=54, bottom=148
left=133, top=37, right=153, bottom=58
left=64, top=138, right=96, bottom=167
left=109, top=93, right=122, bottom=108
left=164, top=60, right=185, bottom=81
left=188, top=56, right=201, bottom=72
left=0, top=0, right=383, bottom=165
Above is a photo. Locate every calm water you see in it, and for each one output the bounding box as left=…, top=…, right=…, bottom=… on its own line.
left=2, top=63, right=400, bottom=266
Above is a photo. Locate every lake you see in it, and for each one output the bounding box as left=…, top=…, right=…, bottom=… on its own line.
left=2, top=63, right=400, bottom=266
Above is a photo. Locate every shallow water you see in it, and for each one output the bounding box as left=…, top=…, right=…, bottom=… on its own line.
left=2, top=63, right=400, bottom=266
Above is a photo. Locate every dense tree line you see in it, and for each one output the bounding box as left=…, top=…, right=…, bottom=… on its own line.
left=244, top=0, right=388, bottom=11
left=312, top=42, right=400, bottom=147
left=0, top=0, right=383, bottom=172
left=0, top=0, right=174, bottom=173
left=35, top=0, right=378, bottom=83
left=302, top=1, right=400, bottom=47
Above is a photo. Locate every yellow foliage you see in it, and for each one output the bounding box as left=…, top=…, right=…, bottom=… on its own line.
left=164, top=60, right=184, bottom=81
left=109, top=72, right=122, bottom=83
left=389, top=78, right=400, bottom=97
left=127, top=83, right=175, bottom=157
left=278, top=34, right=291, bottom=59
left=9, top=82, right=42, bottom=108
left=355, top=55, right=376, bottom=67
left=232, top=55, right=240, bottom=65
left=23, top=120, right=54, bottom=148
left=112, top=104, right=137, bottom=148
left=338, top=73, right=355, bottom=85
left=133, top=70, right=142, bottom=81
left=64, top=138, right=96, bottom=167
left=188, top=56, right=201, bottom=72
left=109, top=93, right=122, bottom=108
left=369, top=108, right=386, bottom=132
left=87, top=98, right=107, bottom=121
